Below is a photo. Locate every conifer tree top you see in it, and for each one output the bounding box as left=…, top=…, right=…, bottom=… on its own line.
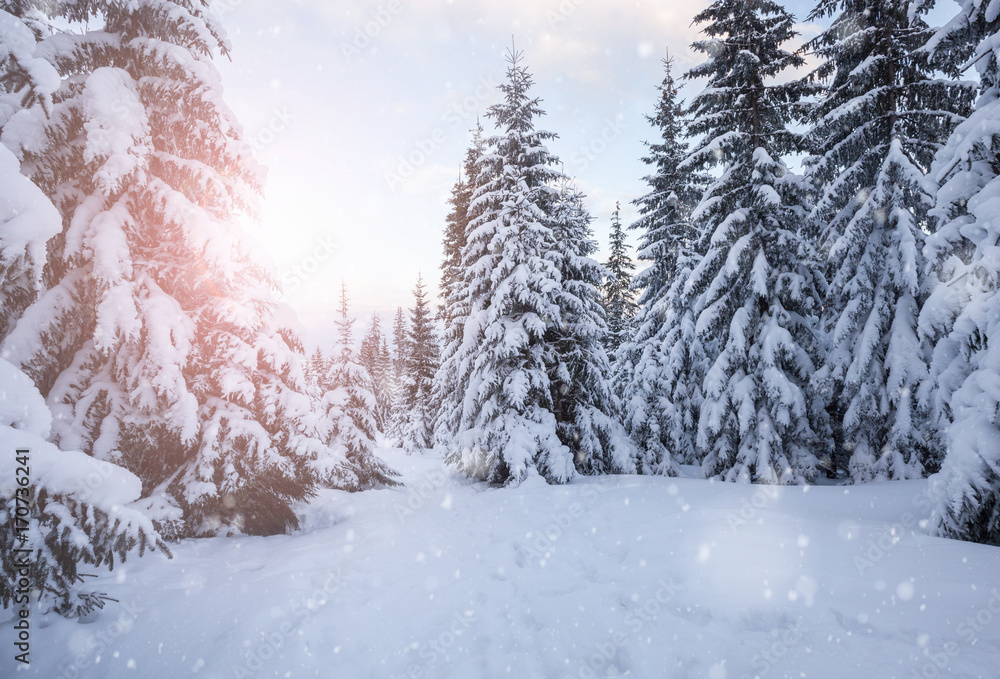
left=686, top=0, right=804, bottom=159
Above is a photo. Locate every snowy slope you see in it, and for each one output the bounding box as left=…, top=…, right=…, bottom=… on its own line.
left=5, top=448, right=999, bottom=679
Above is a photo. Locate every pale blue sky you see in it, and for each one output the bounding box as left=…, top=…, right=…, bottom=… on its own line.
left=214, top=0, right=953, bottom=348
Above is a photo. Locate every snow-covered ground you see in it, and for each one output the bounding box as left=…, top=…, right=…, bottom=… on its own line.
left=6, top=448, right=1000, bottom=679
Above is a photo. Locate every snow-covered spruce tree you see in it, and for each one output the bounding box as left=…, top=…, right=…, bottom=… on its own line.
left=359, top=312, right=391, bottom=429
left=620, top=54, right=709, bottom=471
left=548, top=185, right=637, bottom=475
left=443, top=47, right=575, bottom=484
left=392, top=306, right=408, bottom=380
left=0, top=58, right=169, bottom=615
left=378, top=336, right=392, bottom=431
left=651, top=250, right=710, bottom=469
left=439, top=169, right=469, bottom=329
left=399, top=275, right=439, bottom=452
left=319, top=285, right=397, bottom=485
left=683, top=0, right=827, bottom=484
left=431, top=125, right=485, bottom=449
left=0, top=8, right=57, bottom=341
left=2, top=1, right=392, bottom=536
left=304, top=346, right=328, bottom=395
left=802, top=0, right=974, bottom=482
left=601, top=202, right=637, bottom=357
left=919, top=3, right=1000, bottom=545
left=378, top=334, right=393, bottom=437
left=441, top=48, right=632, bottom=483
left=385, top=305, right=408, bottom=444
left=0, top=357, right=170, bottom=617
left=438, top=122, right=484, bottom=331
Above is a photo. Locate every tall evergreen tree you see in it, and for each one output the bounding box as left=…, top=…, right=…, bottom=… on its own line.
left=683, top=0, right=827, bottom=484
left=399, top=274, right=439, bottom=452
left=920, top=3, right=1000, bottom=545
left=802, top=0, right=974, bottom=482
left=601, top=202, right=636, bottom=356
left=432, top=126, right=485, bottom=449
left=0, top=50, right=169, bottom=613
left=0, top=1, right=392, bottom=535
left=439, top=122, right=484, bottom=330
left=620, top=54, right=708, bottom=471
left=438, top=47, right=632, bottom=483
left=549, top=186, right=637, bottom=475
left=441, top=47, right=575, bottom=484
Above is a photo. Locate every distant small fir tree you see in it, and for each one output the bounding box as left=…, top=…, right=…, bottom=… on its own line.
left=620, top=53, right=709, bottom=473
left=305, top=346, right=328, bottom=394
left=549, top=187, right=638, bottom=476
left=399, top=274, right=439, bottom=452
left=386, top=305, right=408, bottom=444
left=317, top=284, right=398, bottom=490
left=601, top=202, right=637, bottom=357
left=359, top=312, right=392, bottom=429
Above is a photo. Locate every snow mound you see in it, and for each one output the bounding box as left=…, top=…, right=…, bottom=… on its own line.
left=3, top=448, right=998, bottom=679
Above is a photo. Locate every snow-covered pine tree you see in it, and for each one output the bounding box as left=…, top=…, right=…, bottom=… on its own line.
left=0, top=51, right=168, bottom=615
left=802, top=0, right=974, bottom=482
left=378, top=335, right=393, bottom=438
left=378, top=335, right=392, bottom=431
left=548, top=185, right=637, bottom=475
left=443, top=46, right=575, bottom=485
left=391, top=306, right=408, bottom=385
left=683, top=0, right=827, bottom=484
left=386, top=305, right=408, bottom=445
left=439, top=167, right=468, bottom=328
left=3, top=3, right=234, bottom=494
left=601, top=202, right=637, bottom=356
left=359, top=312, right=391, bottom=429
left=438, top=122, right=483, bottom=331
left=0, top=357, right=170, bottom=617
left=1, top=1, right=393, bottom=536
left=619, top=53, right=709, bottom=471
left=319, top=284, right=396, bottom=485
left=305, top=346, right=327, bottom=395
left=399, top=274, right=439, bottom=452
left=0, top=8, right=58, bottom=341
left=432, top=125, right=485, bottom=450
left=920, top=2, right=1000, bottom=545
left=651, top=249, right=709, bottom=469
